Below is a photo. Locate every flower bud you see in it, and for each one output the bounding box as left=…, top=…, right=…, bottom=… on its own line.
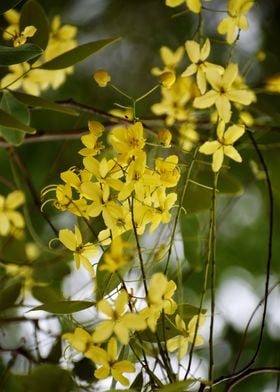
left=93, top=69, right=111, bottom=87
left=158, top=128, right=172, bottom=147
left=159, top=71, right=176, bottom=88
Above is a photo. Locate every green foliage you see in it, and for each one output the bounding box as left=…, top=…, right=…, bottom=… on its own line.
left=40, top=38, right=120, bottom=70
left=0, top=279, right=21, bottom=311
left=0, top=0, right=24, bottom=15
left=0, top=43, right=43, bottom=66
left=0, top=90, right=31, bottom=144
left=20, top=0, right=49, bottom=51
left=30, top=300, right=95, bottom=314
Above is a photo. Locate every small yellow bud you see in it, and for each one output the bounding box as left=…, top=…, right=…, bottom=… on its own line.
left=158, top=128, right=172, bottom=147
left=93, top=69, right=111, bottom=87
left=159, top=71, right=176, bottom=88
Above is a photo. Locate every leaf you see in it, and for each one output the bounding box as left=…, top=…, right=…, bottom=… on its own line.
left=0, top=44, right=43, bottom=66
left=0, top=0, right=24, bottom=15
left=28, top=364, right=73, bottom=392
left=39, top=38, right=120, bottom=70
left=130, top=371, right=144, bottom=391
left=32, top=286, right=64, bottom=303
left=95, top=259, right=122, bottom=301
left=11, top=91, right=79, bottom=116
left=45, top=339, right=62, bottom=364
left=0, top=91, right=32, bottom=145
left=29, top=300, right=94, bottom=314
left=0, top=280, right=22, bottom=311
left=20, top=0, right=49, bottom=51
left=159, top=380, right=194, bottom=391
left=73, top=358, right=96, bottom=383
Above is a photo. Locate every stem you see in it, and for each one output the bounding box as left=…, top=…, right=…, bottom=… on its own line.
left=164, top=146, right=199, bottom=274
left=208, top=172, right=218, bottom=389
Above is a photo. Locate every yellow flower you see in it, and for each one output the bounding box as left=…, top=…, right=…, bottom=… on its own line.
left=217, top=0, right=255, bottom=44
left=93, top=289, right=146, bottom=344
left=152, top=76, right=197, bottom=126
left=142, top=272, right=177, bottom=332
left=58, top=226, right=98, bottom=275
left=151, top=46, right=184, bottom=75
left=155, top=155, right=180, bottom=188
left=182, top=39, right=223, bottom=94
left=199, top=120, right=245, bottom=172
left=3, top=9, right=37, bottom=47
left=94, top=69, right=111, bottom=87
left=159, top=71, right=176, bottom=88
left=83, top=156, right=123, bottom=191
left=79, top=120, right=104, bottom=157
left=179, top=124, right=199, bottom=152
left=109, top=122, right=146, bottom=159
left=0, top=190, right=25, bottom=237
left=149, top=188, right=177, bottom=233
left=100, top=236, right=131, bottom=273
left=193, top=63, right=254, bottom=122
left=158, top=129, right=172, bottom=147
left=167, top=314, right=205, bottom=359
left=13, top=25, right=37, bottom=47
left=89, top=337, right=135, bottom=386
left=62, top=327, right=94, bottom=354
left=165, top=0, right=202, bottom=14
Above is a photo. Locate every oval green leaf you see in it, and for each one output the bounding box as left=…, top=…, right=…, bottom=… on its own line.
left=159, top=380, right=194, bottom=391
left=20, top=0, right=49, bottom=51
left=30, top=300, right=94, bottom=314
left=0, top=90, right=31, bottom=145
left=39, top=37, right=120, bottom=70
left=0, top=280, right=22, bottom=311
left=96, top=259, right=122, bottom=301
left=0, top=43, right=43, bottom=66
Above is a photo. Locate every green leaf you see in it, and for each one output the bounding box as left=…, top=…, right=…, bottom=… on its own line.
left=28, top=364, right=73, bottom=392
left=159, top=380, right=194, bottom=391
left=130, top=371, right=144, bottom=391
left=11, top=91, right=79, bottom=116
left=32, top=286, right=64, bottom=303
left=0, top=44, right=43, bottom=66
left=0, top=91, right=32, bottom=145
left=0, top=0, right=24, bottom=15
left=30, top=300, right=94, bottom=314
left=45, top=339, right=62, bottom=364
left=39, top=38, right=120, bottom=70
left=96, top=259, right=122, bottom=301
left=20, top=0, right=49, bottom=51
left=73, top=358, right=96, bottom=383
left=0, top=279, right=22, bottom=311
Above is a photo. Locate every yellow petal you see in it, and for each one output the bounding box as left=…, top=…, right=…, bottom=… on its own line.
left=199, top=141, right=220, bottom=155
left=114, top=322, right=129, bottom=345
left=58, top=228, right=77, bottom=251
left=185, top=40, right=200, bottom=64
left=212, top=148, right=224, bottom=172
left=186, top=0, right=201, bottom=13
left=197, top=67, right=207, bottom=94
left=224, top=145, right=242, bottom=162
left=97, top=299, right=114, bottom=318
left=193, top=90, right=218, bottom=109
left=225, top=89, right=253, bottom=105
left=6, top=190, right=25, bottom=209
left=95, top=366, right=110, bottom=380
left=224, top=124, right=245, bottom=144
left=115, top=290, right=128, bottom=316
left=215, top=95, right=231, bottom=123
left=181, top=63, right=197, bottom=77
left=165, top=0, right=184, bottom=7
left=93, top=320, right=114, bottom=343
left=222, top=63, right=238, bottom=89
left=200, top=38, right=211, bottom=61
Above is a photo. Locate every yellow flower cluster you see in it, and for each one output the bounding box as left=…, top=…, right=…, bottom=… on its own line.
left=1, top=11, right=77, bottom=95
left=42, top=120, right=181, bottom=271
left=62, top=273, right=205, bottom=386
